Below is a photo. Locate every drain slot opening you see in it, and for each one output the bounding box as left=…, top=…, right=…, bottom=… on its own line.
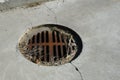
left=41, top=31, right=44, bottom=43
left=46, top=31, right=49, bottom=42
left=46, top=45, right=49, bottom=62
left=37, top=33, right=40, bottom=43
left=18, top=24, right=83, bottom=66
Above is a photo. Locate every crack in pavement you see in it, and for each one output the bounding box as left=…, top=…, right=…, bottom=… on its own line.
left=44, top=3, right=58, bottom=24
left=70, top=62, right=84, bottom=80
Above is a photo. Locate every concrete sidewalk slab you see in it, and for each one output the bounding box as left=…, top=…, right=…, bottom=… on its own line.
left=0, top=0, right=120, bottom=80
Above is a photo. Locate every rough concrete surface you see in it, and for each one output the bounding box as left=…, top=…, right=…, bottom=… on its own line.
left=0, top=0, right=120, bottom=80
left=0, top=0, right=54, bottom=11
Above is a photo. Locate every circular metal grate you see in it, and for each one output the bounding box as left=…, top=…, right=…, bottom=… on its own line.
left=18, top=24, right=83, bottom=66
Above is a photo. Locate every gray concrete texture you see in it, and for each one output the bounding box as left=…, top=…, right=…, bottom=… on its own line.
left=0, top=0, right=120, bottom=80
left=0, top=0, right=54, bottom=11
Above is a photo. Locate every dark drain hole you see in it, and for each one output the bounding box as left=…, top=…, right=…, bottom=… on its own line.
left=29, top=31, right=69, bottom=62
left=52, top=31, right=55, bottom=42
left=53, top=45, right=57, bottom=61
left=41, top=31, right=44, bottom=43
left=32, top=35, right=35, bottom=43
left=19, top=24, right=83, bottom=66
left=63, top=45, right=67, bottom=58
left=56, top=31, right=60, bottom=42
left=46, top=31, right=49, bottom=42
left=58, top=45, right=62, bottom=59
left=27, top=30, right=79, bottom=63
left=46, top=45, right=49, bottom=62
left=37, top=33, right=40, bottom=43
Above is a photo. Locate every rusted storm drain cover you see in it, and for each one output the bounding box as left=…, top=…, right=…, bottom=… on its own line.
left=18, top=24, right=83, bottom=66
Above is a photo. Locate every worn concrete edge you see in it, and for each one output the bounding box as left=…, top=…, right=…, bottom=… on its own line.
left=0, top=0, right=55, bottom=12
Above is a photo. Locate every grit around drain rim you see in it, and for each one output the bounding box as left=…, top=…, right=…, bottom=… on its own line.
left=18, top=24, right=83, bottom=66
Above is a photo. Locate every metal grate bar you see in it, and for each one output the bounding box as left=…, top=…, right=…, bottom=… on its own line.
left=27, top=31, right=71, bottom=63
left=43, top=31, right=46, bottom=62
left=58, top=45, right=62, bottom=59
left=49, top=31, right=53, bottom=62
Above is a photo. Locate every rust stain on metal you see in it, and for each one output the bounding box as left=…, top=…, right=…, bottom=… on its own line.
left=18, top=24, right=78, bottom=66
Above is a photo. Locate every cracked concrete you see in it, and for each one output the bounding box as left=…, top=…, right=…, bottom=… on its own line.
left=70, top=62, right=84, bottom=80
left=0, top=0, right=120, bottom=80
